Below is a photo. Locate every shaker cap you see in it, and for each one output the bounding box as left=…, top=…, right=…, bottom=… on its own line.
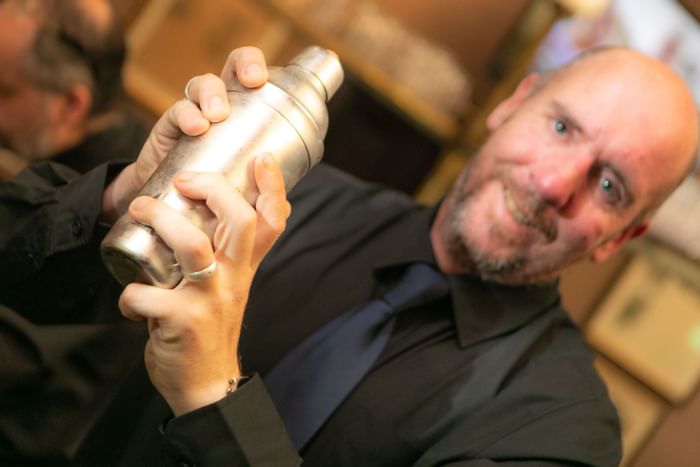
left=289, top=46, right=344, bottom=102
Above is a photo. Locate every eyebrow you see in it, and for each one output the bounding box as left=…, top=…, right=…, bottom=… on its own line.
left=551, top=100, right=585, bottom=134
left=551, top=99, right=636, bottom=209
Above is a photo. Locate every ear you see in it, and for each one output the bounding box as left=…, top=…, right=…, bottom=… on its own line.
left=590, top=223, right=650, bottom=263
left=57, top=83, right=93, bottom=127
left=486, top=73, right=541, bottom=130
left=45, top=84, right=93, bottom=147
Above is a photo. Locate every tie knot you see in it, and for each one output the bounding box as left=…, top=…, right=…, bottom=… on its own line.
left=382, top=263, right=448, bottom=312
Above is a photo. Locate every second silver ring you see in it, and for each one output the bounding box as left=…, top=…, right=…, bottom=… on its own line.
left=183, top=260, right=217, bottom=282
left=184, top=77, right=197, bottom=102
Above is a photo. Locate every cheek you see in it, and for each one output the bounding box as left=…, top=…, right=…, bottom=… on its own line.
left=561, top=217, right=609, bottom=252
left=487, top=119, right=542, bottom=161
left=0, top=97, right=35, bottom=128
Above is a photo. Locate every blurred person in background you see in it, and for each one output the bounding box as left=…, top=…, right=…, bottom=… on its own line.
left=0, top=3, right=149, bottom=459
left=0, top=0, right=150, bottom=328
left=0, top=0, right=148, bottom=180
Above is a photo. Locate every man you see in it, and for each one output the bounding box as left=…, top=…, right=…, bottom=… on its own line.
left=0, top=0, right=149, bottom=179
left=0, top=0, right=150, bottom=323
left=1, top=46, right=698, bottom=466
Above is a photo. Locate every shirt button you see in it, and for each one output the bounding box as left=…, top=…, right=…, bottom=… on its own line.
left=72, top=218, right=83, bottom=237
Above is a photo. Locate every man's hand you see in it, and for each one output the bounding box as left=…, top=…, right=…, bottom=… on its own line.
left=100, top=47, right=269, bottom=222
left=119, top=153, right=290, bottom=416
left=114, top=45, right=289, bottom=415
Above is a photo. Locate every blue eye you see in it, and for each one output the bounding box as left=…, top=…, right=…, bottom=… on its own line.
left=599, top=175, right=621, bottom=204
left=553, top=119, right=568, bottom=135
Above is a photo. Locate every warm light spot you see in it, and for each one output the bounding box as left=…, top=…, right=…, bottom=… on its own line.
left=689, top=324, right=700, bottom=353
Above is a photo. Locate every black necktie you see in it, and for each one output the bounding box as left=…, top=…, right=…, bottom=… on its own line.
left=263, top=262, right=448, bottom=449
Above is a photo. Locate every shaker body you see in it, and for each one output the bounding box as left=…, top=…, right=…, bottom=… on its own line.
left=100, top=46, right=343, bottom=288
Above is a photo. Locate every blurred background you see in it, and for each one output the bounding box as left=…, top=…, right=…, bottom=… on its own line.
left=112, top=1, right=700, bottom=465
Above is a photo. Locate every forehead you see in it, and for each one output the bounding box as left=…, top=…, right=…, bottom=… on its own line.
left=0, top=4, right=37, bottom=80
left=0, top=3, right=36, bottom=51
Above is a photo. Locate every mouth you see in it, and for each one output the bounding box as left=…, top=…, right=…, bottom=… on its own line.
left=504, top=185, right=557, bottom=242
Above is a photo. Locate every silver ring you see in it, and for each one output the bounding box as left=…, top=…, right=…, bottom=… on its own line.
left=183, top=260, right=217, bottom=282
left=184, top=77, right=196, bottom=102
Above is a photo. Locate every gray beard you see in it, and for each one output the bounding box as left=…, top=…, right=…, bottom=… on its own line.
left=442, top=177, right=568, bottom=285
left=444, top=194, right=527, bottom=279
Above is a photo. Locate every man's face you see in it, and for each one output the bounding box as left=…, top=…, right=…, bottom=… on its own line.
left=432, top=51, right=697, bottom=285
left=0, top=3, right=57, bottom=159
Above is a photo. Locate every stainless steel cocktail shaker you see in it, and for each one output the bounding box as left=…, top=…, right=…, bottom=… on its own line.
left=100, top=46, right=344, bottom=288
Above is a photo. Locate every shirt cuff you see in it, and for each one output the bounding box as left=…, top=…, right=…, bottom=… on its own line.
left=162, top=374, right=301, bottom=467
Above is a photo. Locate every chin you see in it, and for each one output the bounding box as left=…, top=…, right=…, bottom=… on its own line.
left=483, top=269, right=560, bottom=286
left=469, top=244, right=571, bottom=285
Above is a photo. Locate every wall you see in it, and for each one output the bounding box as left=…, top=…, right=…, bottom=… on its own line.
left=374, top=0, right=530, bottom=102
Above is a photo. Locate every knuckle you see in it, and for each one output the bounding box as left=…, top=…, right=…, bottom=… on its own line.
left=208, top=172, right=227, bottom=186
left=267, top=202, right=290, bottom=234
left=184, top=303, right=209, bottom=327
left=238, top=207, right=257, bottom=227
left=269, top=216, right=287, bottom=235
left=228, top=47, right=252, bottom=68
left=227, top=48, right=241, bottom=62
left=180, top=231, right=213, bottom=263
left=170, top=99, right=189, bottom=118
left=238, top=45, right=258, bottom=57
left=190, top=237, right=212, bottom=258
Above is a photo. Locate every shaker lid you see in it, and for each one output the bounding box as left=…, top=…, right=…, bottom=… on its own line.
left=288, top=46, right=344, bottom=102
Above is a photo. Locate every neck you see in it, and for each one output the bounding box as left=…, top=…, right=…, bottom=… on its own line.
left=50, top=108, right=123, bottom=158
left=429, top=192, right=475, bottom=276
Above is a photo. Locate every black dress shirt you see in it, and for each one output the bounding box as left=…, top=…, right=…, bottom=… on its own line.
left=0, top=163, right=621, bottom=466
left=0, top=162, right=147, bottom=464
left=0, top=105, right=148, bottom=324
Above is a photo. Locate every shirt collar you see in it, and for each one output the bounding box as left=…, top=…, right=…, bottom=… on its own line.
left=372, top=202, right=561, bottom=348
left=373, top=204, right=439, bottom=270
left=449, top=274, right=561, bottom=348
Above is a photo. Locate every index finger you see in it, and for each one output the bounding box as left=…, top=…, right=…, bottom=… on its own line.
left=182, top=73, right=229, bottom=123
left=220, top=46, right=268, bottom=88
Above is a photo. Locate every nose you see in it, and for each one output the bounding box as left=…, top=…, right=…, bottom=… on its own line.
left=532, top=152, right=592, bottom=210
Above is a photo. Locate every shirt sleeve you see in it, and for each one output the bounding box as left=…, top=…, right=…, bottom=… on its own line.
left=0, top=305, right=146, bottom=463
left=162, top=374, right=301, bottom=467
left=0, top=161, right=124, bottom=285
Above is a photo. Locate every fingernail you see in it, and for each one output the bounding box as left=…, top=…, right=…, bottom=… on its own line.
left=245, top=63, right=264, bottom=80
left=130, top=196, right=149, bottom=212
left=207, top=95, right=225, bottom=114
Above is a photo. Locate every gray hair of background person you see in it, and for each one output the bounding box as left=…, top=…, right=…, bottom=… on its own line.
left=15, top=0, right=127, bottom=115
